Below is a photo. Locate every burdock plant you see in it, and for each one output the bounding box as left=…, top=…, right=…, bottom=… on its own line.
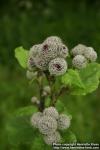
left=7, top=36, right=100, bottom=149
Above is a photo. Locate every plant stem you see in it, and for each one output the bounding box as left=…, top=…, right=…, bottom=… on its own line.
left=36, top=73, right=45, bottom=112
left=44, top=71, right=56, bottom=106
left=52, top=86, right=70, bottom=105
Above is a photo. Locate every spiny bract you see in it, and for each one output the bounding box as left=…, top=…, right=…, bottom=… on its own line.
left=72, top=55, right=87, bottom=69
left=38, top=116, right=57, bottom=135
left=43, top=131, right=61, bottom=145
left=43, top=107, right=59, bottom=120
left=49, top=57, right=67, bottom=76
left=57, top=114, right=71, bottom=130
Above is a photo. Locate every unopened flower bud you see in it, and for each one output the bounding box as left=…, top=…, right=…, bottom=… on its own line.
left=31, top=96, right=39, bottom=105
left=26, top=70, right=37, bottom=80
left=43, top=86, right=51, bottom=95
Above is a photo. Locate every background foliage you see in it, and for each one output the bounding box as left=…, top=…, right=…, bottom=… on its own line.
left=0, top=0, right=100, bottom=149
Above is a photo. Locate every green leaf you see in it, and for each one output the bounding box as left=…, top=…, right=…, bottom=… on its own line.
left=55, top=100, right=65, bottom=113
left=31, top=134, right=51, bottom=150
left=72, top=63, right=100, bottom=95
left=45, top=97, right=51, bottom=107
left=62, top=69, right=85, bottom=89
left=15, top=46, right=29, bottom=68
left=7, top=115, right=37, bottom=146
left=62, top=63, right=100, bottom=95
left=55, top=100, right=72, bottom=119
left=60, top=130, right=77, bottom=143
left=7, top=106, right=38, bottom=146
left=15, top=105, right=38, bottom=117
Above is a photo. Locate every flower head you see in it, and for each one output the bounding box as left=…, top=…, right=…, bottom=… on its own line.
left=84, top=47, right=97, bottom=62
left=43, top=107, right=59, bottom=120
left=30, top=112, right=43, bottom=128
left=49, top=58, right=67, bottom=76
left=72, top=55, right=87, bottom=69
left=71, top=44, right=86, bottom=56
left=38, top=116, right=57, bottom=135
left=43, top=131, right=61, bottom=145
left=57, top=114, right=71, bottom=130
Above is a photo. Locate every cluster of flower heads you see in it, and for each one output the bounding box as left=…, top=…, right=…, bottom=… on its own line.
left=27, top=36, right=68, bottom=76
left=71, top=44, right=97, bottom=69
left=26, top=36, right=98, bottom=78
left=30, top=107, right=71, bottom=145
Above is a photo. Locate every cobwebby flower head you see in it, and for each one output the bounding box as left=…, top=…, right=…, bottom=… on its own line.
left=43, top=107, right=59, bottom=120
left=30, top=112, right=43, bottom=128
left=43, top=131, right=61, bottom=145
left=71, top=44, right=87, bottom=56
left=84, top=47, right=97, bottom=62
left=72, top=55, right=87, bottom=69
left=29, top=44, right=48, bottom=70
left=49, top=58, right=67, bottom=76
left=57, top=114, right=71, bottom=130
left=33, top=56, right=48, bottom=70
left=41, top=42, right=59, bottom=62
left=38, top=116, right=57, bottom=135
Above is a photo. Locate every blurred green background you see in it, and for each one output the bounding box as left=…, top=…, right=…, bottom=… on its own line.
left=0, top=0, right=100, bottom=149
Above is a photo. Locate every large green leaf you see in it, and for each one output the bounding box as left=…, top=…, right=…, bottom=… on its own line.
left=62, top=69, right=85, bottom=89
left=7, top=115, right=37, bottom=146
left=31, top=134, right=51, bottom=150
left=55, top=100, right=65, bottom=113
left=62, top=63, right=100, bottom=95
left=15, top=105, right=38, bottom=117
left=7, top=106, right=38, bottom=146
left=15, top=46, right=29, bottom=68
left=60, top=130, right=77, bottom=143
left=72, top=63, right=100, bottom=95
